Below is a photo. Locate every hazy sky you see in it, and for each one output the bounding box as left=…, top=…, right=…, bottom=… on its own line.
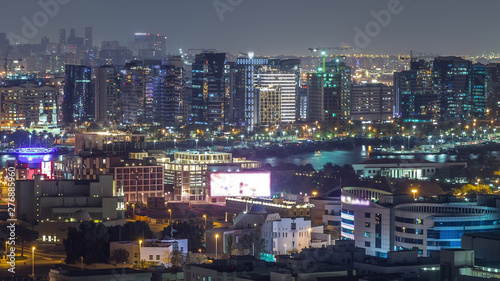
left=2, top=0, right=499, bottom=56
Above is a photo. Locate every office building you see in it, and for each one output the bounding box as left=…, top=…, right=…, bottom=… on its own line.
left=84, top=26, right=92, bottom=48
left=94, top=66, right=120, bottom=123
left=351, top=83, right=393, bottom=121
left=74, top=132, right=146, bottom=156
left=191, top=53, right=229, bottom=126
left=352, top=159, right=467, bottom=180
left=393, top=60, right=438, bottom=122
left=128, top=33, right=167, bottom=59
left=341, top=187, right=500, bottom=257
left=63, top=65, right=92, bottom=123
left=307, top=60, right=351, bottom=123
left=111, top=161, right=164, bottom=203
left=0, top=83, right=58, bottom=128
left=486, top=63, right=500, bottom=119
left=120, top=61, right=148, bottom=124
left=16, top=174, right=125, bottom=224
left=433, top=56, right=487, bottom=121
left=148, top=60, right=184, bottom=126
left=160, top=151, right=260, bottom=202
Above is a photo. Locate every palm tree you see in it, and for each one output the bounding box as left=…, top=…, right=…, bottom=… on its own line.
left=170, top=250, right=184, bottom=268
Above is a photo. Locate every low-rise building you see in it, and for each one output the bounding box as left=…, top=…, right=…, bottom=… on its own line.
left=262, top=214, right=311, bottom=255
left=352, top=159, right=467, bottom=180
left=110, top=238, right=188, bottom=266
left=226, top=197, right=312, bottom=220
left=48, top=268, right=152, bottom=281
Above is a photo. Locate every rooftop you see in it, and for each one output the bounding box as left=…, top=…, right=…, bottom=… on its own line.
left=51, top=268, right=149, bottom=277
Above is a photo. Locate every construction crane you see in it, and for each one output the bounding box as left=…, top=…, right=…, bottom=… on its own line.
left=309, top=46, right=355, bottom=72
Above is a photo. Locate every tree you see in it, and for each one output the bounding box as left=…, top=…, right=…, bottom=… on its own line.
left=452, top=183, right=492, bottom=198
left=170, top=250, right=184, bottom=268
left=110, top=248, right=129, bottom=264
left=16, top=225, right=35, bottom=257
left=236, top=232, right=266, bottom=257
left=225, top=235, right=235, bottom=255
left=64, top=222, right=110, bottom=264
left=108, top=221, right=153, bottom=242
left=163, top=222, right=204, bottom=252
left=185, top=252, right=208, bottom=265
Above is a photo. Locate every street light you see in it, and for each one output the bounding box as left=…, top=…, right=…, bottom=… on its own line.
left=284, top=244, right=287, bottom=255
left=174, top=138, right=177, bottom=149
left=45, top=135, right=48, bottom=148
left=215, top=234, right=219, bottom=260
left=29, top=135, right=32, bottom=148
left=195, top=139, right=198, bottom=149
left=153, top=140, right=156, bottom=149
left=225, top=136, right=229, bottom=146
left=32, top=246, right=35, bottom=277
left=168, top=209, right=172, bottom=237
left=211, top=137, right=214, bottom=146
left=139, top=240, right=143, bottom=268
left=308, top=228, right=312, bottom=247
left=203, top=214, right=207, bottom=228
left=411, top=189, right=418, bottom=200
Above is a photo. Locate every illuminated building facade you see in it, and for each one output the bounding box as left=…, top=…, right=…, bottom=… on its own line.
left=74, top=132, right=146, bottom=156
left=433, top=56, right=487, bottom=121
left=341, top=187, right=500, bottom=257
left=351, top=83, right=393, bottom=121
left=262, top=215, right=312, bottom=255
left=94, top=66, right=121, bottom=123
left=111, top=164, right=164, bottom=202
left=307, top=60, right=351, bottom=123
left=63, top=65, right=92, bottom=123
left=121, top=61, right=148, bottom=124
left=225, top=197, right=312, bottom=219
left=128, top=33, right=167, bottom=59
left=0, top=83, right=58, bottom=128
left=160, top=151, right=260, bottom=202
left=258, top=86, right=281, bottom=126
left=191, top=53, right=229, bottom=126
left=393, top=60, right=439, bottom=122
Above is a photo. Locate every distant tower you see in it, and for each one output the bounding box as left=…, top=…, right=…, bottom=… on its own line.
left=84, top=27, right=93, bottom=48
left=59, top=28, right=66, bottom=44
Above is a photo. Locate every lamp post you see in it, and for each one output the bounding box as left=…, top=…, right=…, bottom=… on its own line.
left=215, top=234, right=219, bottom=260
left=203, top=214, right=207, bottom=228
left=168, top=209, right=172, bottom=237
left=139, top=240, right=142, bottom=268
left=195, top=139, right=198, bottom=149
left=154, top=140, right=156, bottom=149
left=226, top=136, right=229, bottom=146
left=407, top=135, right=411, bottom=150
left=45, top=135, right=48, bottom=148
left=211, top=137, right=214, bottom=146
left=308, top=228, right=312, bottom=247
left=32, top=246, right=35, bottom=277
left=389, top=136, right=392, bottom=148
left=411, top=189, right=418, bottom=200
left=240, top=135, right=244, bottom=145
left=29, top=135, right=31, bottom=148
left=174, top=138, right=177, bottom=149
left=284, top=244, right=287, bottom=255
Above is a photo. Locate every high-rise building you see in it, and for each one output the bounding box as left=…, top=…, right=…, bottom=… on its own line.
left=63, top=65, right=92, bottom=123
left=394, top=60, right=438, bottom=122
left=128, top=33, right=167, bottom=59
left=0, top=83, right=58, bottom=128
left=191, top=53, right=229, bottom=126
left=120, top=61, right=148, bottom=124
left=307, top=60, right=351, bottom=123
left=59, top=28, right=66, bottom=45
left=84, top=27, right=93, bottom=48
left=351, top=83, right=393, bottom=121
left=433, top=56, right=487, bottom=121
left=94, top=66, right=120, bottom=123
left=486, top=63, right=500, bottom=119
left=148, top=57, right=184, bottom=126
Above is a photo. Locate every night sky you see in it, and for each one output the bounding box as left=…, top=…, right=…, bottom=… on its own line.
left=2, top=0, right=499, bottom=56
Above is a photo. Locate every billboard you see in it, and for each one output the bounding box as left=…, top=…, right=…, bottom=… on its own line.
left=210, top=172, right=271, bottom=197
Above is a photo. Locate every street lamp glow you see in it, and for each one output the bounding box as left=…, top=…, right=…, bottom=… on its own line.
left=411, top=189, right=418, bottom=200
left=215, top=234, right=219, bottom=260
left=32, top=246, right=36, bottom=277
left=139, top=240, right=143, bottom=268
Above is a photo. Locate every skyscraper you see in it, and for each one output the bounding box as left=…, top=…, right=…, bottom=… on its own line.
left=393, top=60, right=438, bottom=122
left=63, top=65, right=92, bottom=123
left=120, top=61, right=148, bottom=124
left=486, top=63, right=500, bottom=119
left=84, top=27, right=93, bottom=48
left=433, top=57, right=487, bottom=121
left=129, top=33, right=167, bottom=59
left=94, top=66, right=120, bottom=123
left=59, top=28, right=66, bottom=45
left=307, top=60, right=351, bottom=123
left=351, top=83, right=393, bottom=121
left=191, top=53, right=229, bottom=126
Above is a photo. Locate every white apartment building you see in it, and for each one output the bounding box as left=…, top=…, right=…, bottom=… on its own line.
left=262, top=214, right=311, bottom=255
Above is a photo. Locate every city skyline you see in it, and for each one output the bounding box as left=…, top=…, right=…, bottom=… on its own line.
left=2, top=0, right=500, bottom=56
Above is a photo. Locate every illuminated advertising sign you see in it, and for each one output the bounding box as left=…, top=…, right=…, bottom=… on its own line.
left=341, top=195, right=370, bottom=206
left=210, top=172, right=271, bottom=197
